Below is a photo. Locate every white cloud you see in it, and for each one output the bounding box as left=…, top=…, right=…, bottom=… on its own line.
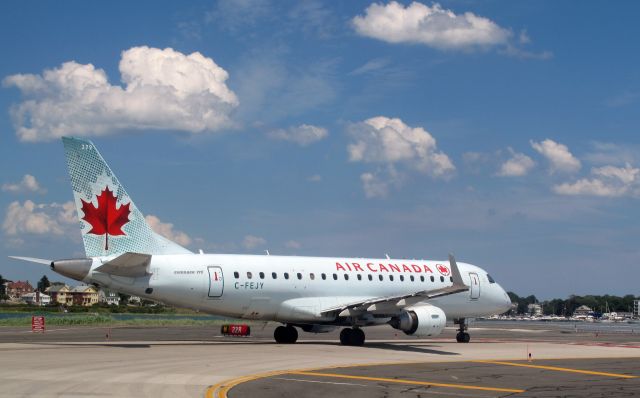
left=243, top=234, right=266, bottom=249
left=554, top=164, right=640, bottom=197
left=497, top=149, right=535, bottom=177
left=352, top=1, right=511, bottom=50
left=350, top=58, right=390, bottom=76
left=145, top=215, right=192, bottom=247
left=307, top=174, right=322, bottom=182
left=360, top=172, right=389, bottom=198
left=348, top=116, right=455, bottom=176
left=268, top=124, right=328, bottom=146
left=2, top=174, right=46, bottom=194
left=3, top=200, right=75, bottom=236
left=284, top=240, right=302, bottom=249
left=3, top=46, right=238, bottom=142
left=531, top=139, right=581, bottom=174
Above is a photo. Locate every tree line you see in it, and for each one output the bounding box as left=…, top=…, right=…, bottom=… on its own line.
left=508, top=291, right=639, bottom=316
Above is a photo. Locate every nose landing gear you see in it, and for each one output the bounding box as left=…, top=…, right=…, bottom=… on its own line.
left=455, top=318, right=470, bottom=343
left=339, top=327, right=365, bottom=346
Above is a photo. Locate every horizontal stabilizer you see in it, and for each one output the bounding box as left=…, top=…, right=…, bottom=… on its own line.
left=8, top=256, right=51, bottom=265
left=95, top=252, right=151, bottom=277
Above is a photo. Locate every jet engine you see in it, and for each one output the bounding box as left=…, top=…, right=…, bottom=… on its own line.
left=389, top=305, right=446, bottom=337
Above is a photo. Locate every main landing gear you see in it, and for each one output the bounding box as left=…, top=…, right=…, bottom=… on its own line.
left=339, top=327, right=365, bottom=346
left=274, top=325, right=298, bottom=344
left=455, top=318, right=470, bottom=343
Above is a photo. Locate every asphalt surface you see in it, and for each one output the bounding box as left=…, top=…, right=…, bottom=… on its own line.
left=234, top=358, right=640, bottom=398
left=1, top=322, right=639, bottom=398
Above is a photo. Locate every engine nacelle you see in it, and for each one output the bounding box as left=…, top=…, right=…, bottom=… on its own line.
left=390, top=305, right=446, bottom=337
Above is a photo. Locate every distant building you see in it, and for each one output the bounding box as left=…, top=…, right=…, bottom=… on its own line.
left=21, top=292, right=51, bottom=306
left=527, top=303, right=543, bottom=316
left=634, top=300, right=639, bottom=319
left=573, top=305, right=593, bottom=317
left=99, top=290, right=120, bottom=306
left=46, top=285, right=72, bottom=306
left=7, top=281, right=33, bottom=299
left=127, top=295, right=141, bottom=305
left=69, top=285, right=99, bottom=306
left=0, top=281, right=7, bottom=298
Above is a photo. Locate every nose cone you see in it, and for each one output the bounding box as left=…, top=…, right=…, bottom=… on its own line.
left=51, top=258, right=92, bottom=281
left=496, top=284, right=512, bottom=313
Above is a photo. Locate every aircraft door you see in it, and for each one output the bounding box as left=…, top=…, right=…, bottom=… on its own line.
left=207, top=266, right=224, bottom=298
left=469, top=272, right=480, bottom=300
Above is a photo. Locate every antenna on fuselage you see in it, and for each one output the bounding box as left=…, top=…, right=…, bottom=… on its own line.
left=265, top=250, right=270, bottom=255
left=385, top=253, right=390, bottom=259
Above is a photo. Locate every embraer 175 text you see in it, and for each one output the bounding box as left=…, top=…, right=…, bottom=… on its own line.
left=11, top=137, right=511, bottom=345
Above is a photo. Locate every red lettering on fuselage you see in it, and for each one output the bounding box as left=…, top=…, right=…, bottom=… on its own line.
left=335, top=261, right=436, bottom=273
left=366, top=263, right=377, bottom=272
left=379, top=263, right=389, bottom=272
left=411, top=264, right=421, bottom=273
left=402, top=264, right=412, bottom=272
left=352, top=262, right=364, bottom=272
left=336, top=262, right=347, bottom=271
left=389, top=263, right=400, bottom=272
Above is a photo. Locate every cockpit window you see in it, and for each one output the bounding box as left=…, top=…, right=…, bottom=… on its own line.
left=487, top=274, right=496, bottom=284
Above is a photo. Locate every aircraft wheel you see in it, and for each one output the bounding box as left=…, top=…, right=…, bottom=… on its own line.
left=456, top=332, right=470, bottom=343
left=274, top=326, right=288, bottom=343
left=351, top=328, right=365, bottom=346
left=339, top=328, right=352, bottom=345
left=285, top=325, right=298, bottom=343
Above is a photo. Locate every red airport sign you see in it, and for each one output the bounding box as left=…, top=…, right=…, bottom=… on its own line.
left=221, top=324, right=250, bottom=337
left=31, top=316, right=45, bottom=333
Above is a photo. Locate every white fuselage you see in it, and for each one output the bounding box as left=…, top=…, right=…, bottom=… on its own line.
left=85, top=254, right=511, bottom=325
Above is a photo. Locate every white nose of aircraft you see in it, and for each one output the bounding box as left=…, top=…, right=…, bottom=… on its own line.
left=495, top=283, right=512, bottom=313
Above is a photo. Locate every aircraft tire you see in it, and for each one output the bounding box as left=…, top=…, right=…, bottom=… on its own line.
left=339, top=328, right=352, bottom=345
left=274, top=326, right=288, bottom=343
left=285, top=325, right=298, bottom=343
left=456, top=332, right=470, bottom=343
left=351, top=328, right=365, bottom=346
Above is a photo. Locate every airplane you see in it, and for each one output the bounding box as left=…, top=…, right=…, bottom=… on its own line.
left=11, top=137, right=512, bottom=345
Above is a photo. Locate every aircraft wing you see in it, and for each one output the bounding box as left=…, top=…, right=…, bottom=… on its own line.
left=320, top=254, right=468, bottom=316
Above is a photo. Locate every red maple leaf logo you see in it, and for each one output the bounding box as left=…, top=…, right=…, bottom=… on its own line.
left=436, top=264, right=450, bottom=276
left=81, top=187, right=131, bottom=250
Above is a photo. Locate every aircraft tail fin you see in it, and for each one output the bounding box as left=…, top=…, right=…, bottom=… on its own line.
left=62, top=137, right=192, bottom=258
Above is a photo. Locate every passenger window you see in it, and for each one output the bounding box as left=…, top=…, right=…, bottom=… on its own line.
left=333, top=274, right=338, bottom=280
left=368, top=274, right=373, bottom=281
left=284, top=273, right=289, bottom=280
left=357, top=274, right=362, bottom=281
left=344, top=274, right=349, bottom=281
left=389, top=275, right=394, bottom=281
left=272, top=272, right=277, bottom=279
left=440, top=276, right=445, bottom=282
left=247, top=272, right=252, bottom=279
left=297, top=273, right=302, bottom=280
left=234, top=271, right=239, bottom=279
left=430, top=275, right=435, bottom=282
left=321, top=273, right=326, bottom=280
left=259, top=272, right=265, bottom=279
left=400, top=275, right=404, bottom=282
left=410, top=275, right=414, bottom=282
left=420, top=275, right=424, bottom=282
left=378, top=275, right=383, bottom=281
left=310, top=273, right=315, bottom=280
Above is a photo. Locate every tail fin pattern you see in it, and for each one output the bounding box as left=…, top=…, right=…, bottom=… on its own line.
left=63, top=137, right=191, bottom=257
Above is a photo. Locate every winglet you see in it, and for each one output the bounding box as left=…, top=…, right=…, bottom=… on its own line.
left=448, top=253, right=467, bottom=288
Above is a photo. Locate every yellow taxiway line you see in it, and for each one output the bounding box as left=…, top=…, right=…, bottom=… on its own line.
left=288, top=370, right=526, bottom=393
left=474, top=360, right=637, bottom=379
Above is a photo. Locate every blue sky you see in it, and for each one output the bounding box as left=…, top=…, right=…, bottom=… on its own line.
left=1, top=1, right=639, bottom=299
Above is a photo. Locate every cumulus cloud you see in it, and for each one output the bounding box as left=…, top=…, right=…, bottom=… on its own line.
left=3, top=200, right=75, bottom=236
left=352, top=1, right=511, bottom=50
left=145, top=215, right=192, bottom=247
left=554, top=164, right=640, bottom=197
left=497, top=149, right=535, bottom=177
left=243, top=234, right=266, bottom=249
left=268, top=124, right=328, bottom=146
left=348, top=116, right=454, bottom=198
left=3, top=46, right=238, bottom=142
left=531, top=139, right=581, bottom=174
left=2, top=174, right=46, bottom=194
left=348, top=116, right=454, bottom=176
